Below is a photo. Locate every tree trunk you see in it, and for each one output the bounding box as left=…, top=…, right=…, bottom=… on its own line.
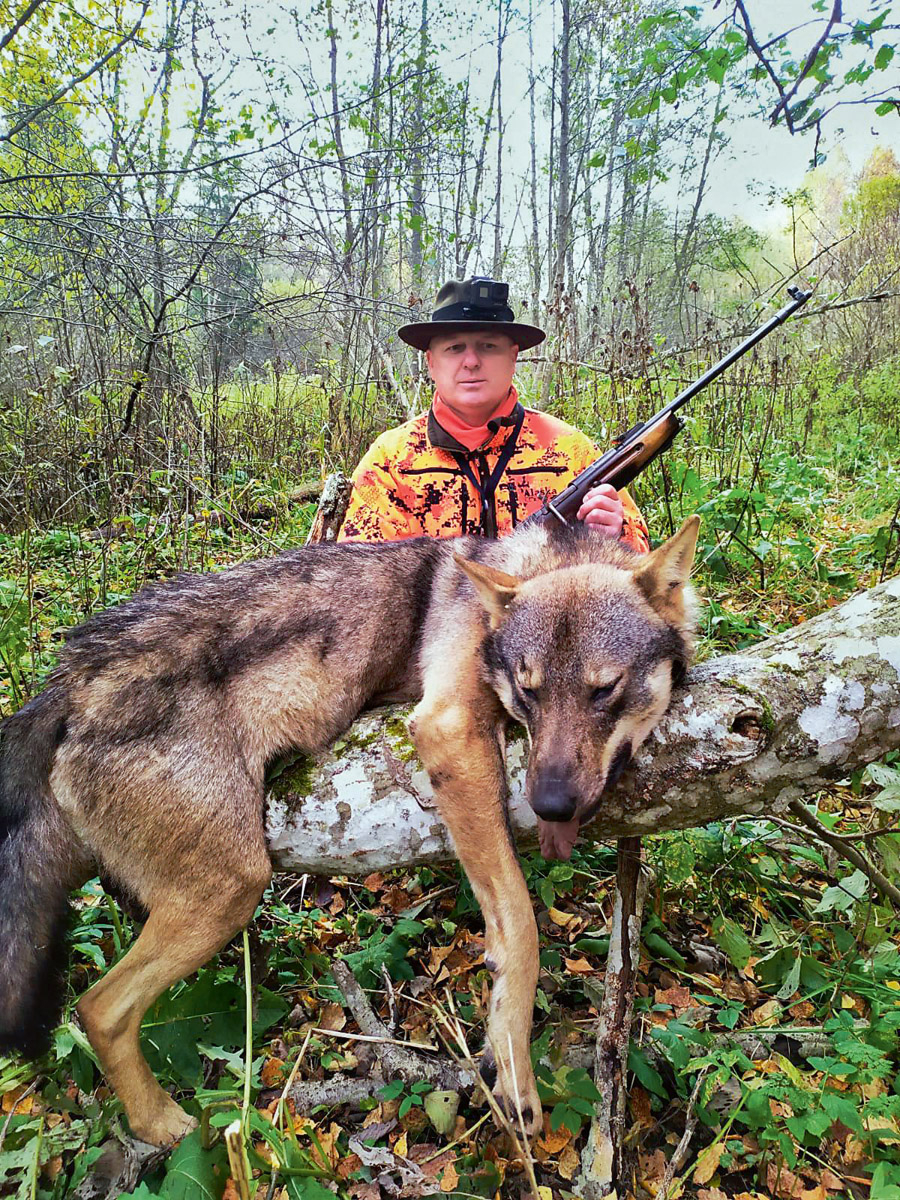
left=266, top=576, right=900, bottom=873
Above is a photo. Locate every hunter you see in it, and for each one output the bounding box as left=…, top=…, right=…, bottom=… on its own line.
left=338, top=277, right=650, bottom=551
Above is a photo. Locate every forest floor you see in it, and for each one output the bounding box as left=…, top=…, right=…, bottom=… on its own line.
left=1, top=428, right=899, bottom=1200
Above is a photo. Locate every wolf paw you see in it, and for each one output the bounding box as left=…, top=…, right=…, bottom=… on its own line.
left=129, top=1097, right=198, bottom=1147
left=480, top=1048, right=542, bottom=1138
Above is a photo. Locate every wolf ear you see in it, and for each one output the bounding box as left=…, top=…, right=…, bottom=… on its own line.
left=632, top=515, right=701, bottom=616
left=454, top=553, right=522, bottom=627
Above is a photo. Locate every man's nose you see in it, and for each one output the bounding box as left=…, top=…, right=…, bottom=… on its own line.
left=461, top=346, right=481, bottom=369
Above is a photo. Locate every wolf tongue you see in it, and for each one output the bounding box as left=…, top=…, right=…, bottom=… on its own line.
left=537, top=816, right=580, bottom=861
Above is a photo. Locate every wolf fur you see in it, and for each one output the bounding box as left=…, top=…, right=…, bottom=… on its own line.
left=0, top=515, right=699, bottom=1145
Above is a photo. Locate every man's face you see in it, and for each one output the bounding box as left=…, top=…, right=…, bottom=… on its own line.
left=425, top=331, right=519, bottom=427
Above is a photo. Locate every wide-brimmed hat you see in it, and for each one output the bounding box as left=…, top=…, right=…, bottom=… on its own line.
left=398, top=277, right=545, bottom=351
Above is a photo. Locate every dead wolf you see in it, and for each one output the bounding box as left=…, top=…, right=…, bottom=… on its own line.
left=0, top=514, right=700, bottom=1146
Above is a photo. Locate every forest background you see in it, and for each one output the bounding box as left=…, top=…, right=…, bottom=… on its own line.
left=1, top=0, right=900, bottom=1197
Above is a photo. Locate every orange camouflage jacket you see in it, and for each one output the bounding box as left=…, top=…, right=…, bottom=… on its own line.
left=338, top=395, right=650, bottom=552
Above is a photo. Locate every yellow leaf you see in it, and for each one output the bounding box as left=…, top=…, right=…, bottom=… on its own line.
left=548, top=906, right=575, bottom=927
left=558, top=1144, right=581, bottom=1180
left=841, top=995, right=857, bottom=1009
left=440, top=1162, right=459, bottom=1193
left=693, top=1141, right=726, bottom=1185
left=394, top=1131, right=408, bottom=1158
left=564, top=956, right=594, bottom=974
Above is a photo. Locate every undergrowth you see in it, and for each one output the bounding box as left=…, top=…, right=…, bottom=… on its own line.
left=0, top=362, right=899, bottom=1198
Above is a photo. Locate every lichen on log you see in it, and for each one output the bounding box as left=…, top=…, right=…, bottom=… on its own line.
left=265, top=575, right=900, bottom=875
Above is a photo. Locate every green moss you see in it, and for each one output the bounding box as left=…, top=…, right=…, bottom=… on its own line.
left=266, top=752, right=317, bottom=799
left=383, top=714, right=419, bottom=763
left=722, top=677, right=776, bottom=734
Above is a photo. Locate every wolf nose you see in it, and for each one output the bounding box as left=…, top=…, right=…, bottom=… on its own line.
left=531, top=778, right=578, bottom=823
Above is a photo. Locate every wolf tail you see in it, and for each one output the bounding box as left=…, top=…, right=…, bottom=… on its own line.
left=0, top=688, right=75, bottom=1059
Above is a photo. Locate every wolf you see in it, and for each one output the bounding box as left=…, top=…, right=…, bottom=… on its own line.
left=0, top=513, right=699, bottom=1146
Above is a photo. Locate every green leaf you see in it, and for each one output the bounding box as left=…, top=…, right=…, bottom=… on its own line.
left=820, top=1089, right=863, bottom=1132
left=775, top=952, right=802, bottom=1000
left=285, top=1179, right=340, bottom=1200
left=378, top=1079, right=405, bottom=1100
left=813, top=869, right=869, bottom=915
left=712, top=915, right=752, bottom=970
left=874, top=44, right=895, bottom=70
left=628, top=1046, right=666, bottom=1097
left=159, top=1129, right=229, bottom=1199
left=643, top=931, right=687, bottom=970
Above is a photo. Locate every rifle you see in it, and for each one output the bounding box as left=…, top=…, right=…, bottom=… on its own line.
left=528, top=286, right=813, bottom=529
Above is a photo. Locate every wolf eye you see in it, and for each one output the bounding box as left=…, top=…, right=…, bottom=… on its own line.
left=590, top=679, right=620, bottom=705
left=521, top=685, right=539, bottom=704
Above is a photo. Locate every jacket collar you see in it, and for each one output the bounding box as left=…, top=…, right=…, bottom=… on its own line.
left=427, top=388, right=523, bottom=455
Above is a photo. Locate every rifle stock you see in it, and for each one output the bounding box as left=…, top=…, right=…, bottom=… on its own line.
left=527, top=286, right=812, bottom=530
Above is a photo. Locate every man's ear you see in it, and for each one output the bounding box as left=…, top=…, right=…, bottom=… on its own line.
left=632, top=516, right=701, bottom=615
left=454, top=553, right=521, bottom=628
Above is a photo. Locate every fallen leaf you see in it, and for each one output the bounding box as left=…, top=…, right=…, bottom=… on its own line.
left=801, top=1187, right=827, bottom=1200
left=698, top=1189, right=729, bottom=1200
left=440, top=1162, right=459, bottom=1193
left=558, top=1144, right=581, bottom=1181
left=350, top=1184, right=381, bottom=1200
left=394, top=1131, right=408, bottom=1158
left=537, top=1114, right=573, bottom=1155
left=338, top=1153, right=363, bottom=1179
left=1, top=1086, right=34, bottom=1115
left=564, top=956, right=594, bottom=974
left=638, top=1148, right=668, bottom=1187
left=548, top=906, right=576, bottom=927
left=260, top=1057, right=286, bottom=1087
left=766, top=1161, right=805, bottom=1199
left=693, top=1141, right=726, bottom=1185
left=751, top=999, right=782, bottom=1026
left=319, top=1002, right=347, bottom=1031
left=364, top=871, right=386, bottom=892
left=630, top=1084, right=654, bottom=1129
left=655, top=985, right=692, bottom=1013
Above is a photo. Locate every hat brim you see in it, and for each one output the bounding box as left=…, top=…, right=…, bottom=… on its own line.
left=397, top=319, right=546, bottom=352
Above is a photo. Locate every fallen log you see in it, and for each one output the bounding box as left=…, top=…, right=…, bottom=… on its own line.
left=265, top=574, right=900, bottom=872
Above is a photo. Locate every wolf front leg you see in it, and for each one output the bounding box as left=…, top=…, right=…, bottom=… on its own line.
left=411, top=684, right=541, bottom=1138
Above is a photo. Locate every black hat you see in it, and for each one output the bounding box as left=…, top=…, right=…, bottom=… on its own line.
left=398, top=277, right=545, bottom=351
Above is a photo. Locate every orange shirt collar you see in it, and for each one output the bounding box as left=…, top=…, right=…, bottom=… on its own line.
left=431, top=387, right=518, bottom=452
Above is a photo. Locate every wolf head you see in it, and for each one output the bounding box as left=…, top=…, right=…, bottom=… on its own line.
left=456, top=517, right=700, bottom=860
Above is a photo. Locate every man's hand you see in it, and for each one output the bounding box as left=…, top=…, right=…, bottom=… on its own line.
left=576, top=484, right=624, bottom=539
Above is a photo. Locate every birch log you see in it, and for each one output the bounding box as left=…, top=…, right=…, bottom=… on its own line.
left=265, top=575, right=900, bottom=874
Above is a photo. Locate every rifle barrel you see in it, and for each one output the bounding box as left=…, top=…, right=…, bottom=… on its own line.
left=661, top=286, right=813, bottom=421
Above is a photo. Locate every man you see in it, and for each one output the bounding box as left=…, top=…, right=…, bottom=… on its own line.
left=338, top=277, right=650, bottom=551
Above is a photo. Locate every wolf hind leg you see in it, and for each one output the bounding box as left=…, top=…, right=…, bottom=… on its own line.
left=411, top=682, right=541, bottom=1138
left=78, top=847, right=271, bottom=1146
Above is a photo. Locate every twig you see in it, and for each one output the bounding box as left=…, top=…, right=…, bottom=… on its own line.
left=224, top=1120, right=252, bottom=1200
left=787, top=801, right=900, bottom=908
left=287, top=961, right=474, bottom=1117
left=381, top=962, right=399, bottom=1036
left=431, top=997, right=541, bottom=1199
left=309, top=1027, right=437, bottom=1051
left=579, top=836, right=651, bottom=1200
left=0, top=1077, right=40, bottom=1152
left=653, top=1068, right=709, bottom=1200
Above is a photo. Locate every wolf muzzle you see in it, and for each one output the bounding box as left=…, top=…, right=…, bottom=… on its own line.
left=530, top=766, right=579, bottom=823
